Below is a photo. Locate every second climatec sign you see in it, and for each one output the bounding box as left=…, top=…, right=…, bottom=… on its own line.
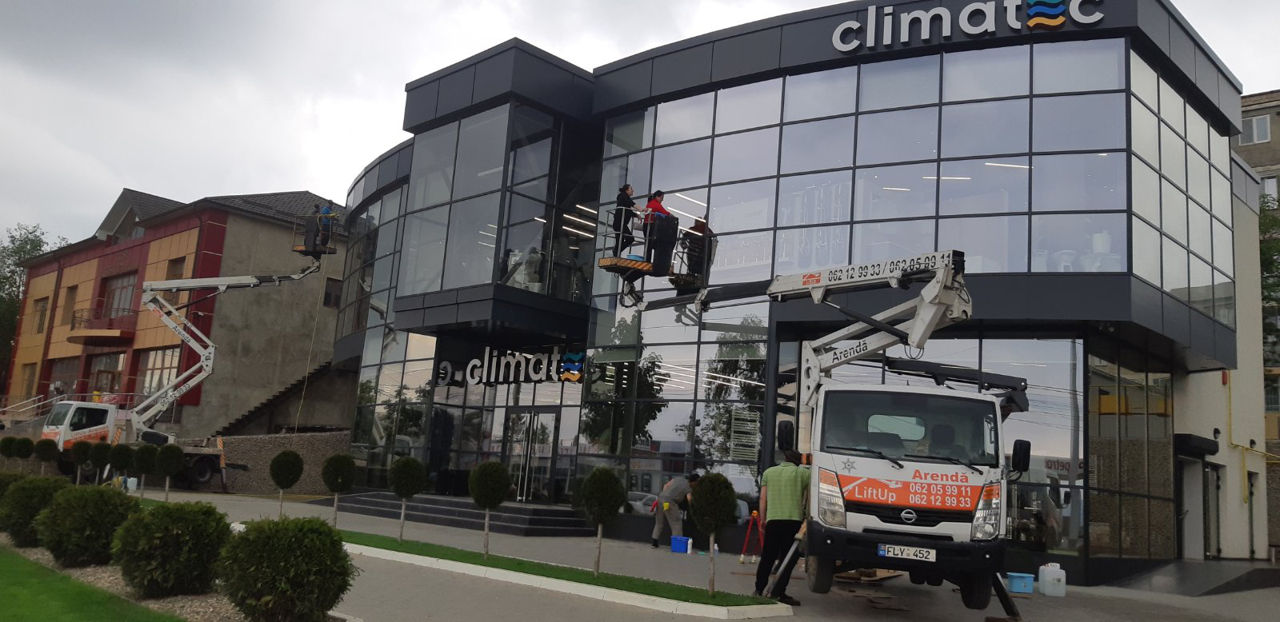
left=832, top=0, right=1104, bottom=53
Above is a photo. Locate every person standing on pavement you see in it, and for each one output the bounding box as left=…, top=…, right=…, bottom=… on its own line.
left=754, top=451, right=809, bottom=606
left=651, top=472, right=700, bottom=547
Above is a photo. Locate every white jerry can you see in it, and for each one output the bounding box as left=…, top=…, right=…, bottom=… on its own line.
left=1038, top=563, right=1067, bottom=597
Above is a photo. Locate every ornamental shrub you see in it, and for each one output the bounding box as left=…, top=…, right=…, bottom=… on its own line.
left=90, top=441, right=112, bottom=481
left=35, top=486, right=138, bottom=566
left=0, top=476, right=70, bottom=546
left=155, top=444, right=186, bottom=501
left=0, top=437, right=15, bottom=466
left=321, top=454, right=356, bottom=527
left=108, top=444, right=134, bottom=477
left=218, top=517, right=356, bottom=622
left=689, top=472, right=738, bottom=594
left=113, top=502, right=230, bottom=597
left=269, top=450, right=304, bottom=518
left=388, top=457, right=428, bottom=541
left=0, top=473, right=27, bottom=499
left=468, top=461, right=510, bottom=558
left=33, top=439, right=59, bottom=475
left=11, top=437, right=33, bottom=461
left=578, top=466, right=627, bottom=576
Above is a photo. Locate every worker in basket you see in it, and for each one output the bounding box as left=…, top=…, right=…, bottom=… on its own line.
left=674, top=219, right=715, bottom=296
left=644, top=191, right=678, bottom=277
left=612, top=184, right=637, bottom=256
left=314, top=201, right=338, bottom=250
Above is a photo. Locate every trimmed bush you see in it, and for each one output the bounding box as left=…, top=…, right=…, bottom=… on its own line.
left=579, top=466, right=627, bottom=576
left=35, top=486, right=138, bottom=567
left=132, top=444, right=158, bottom=498
left=33, top=439, right=59, bottom=476
left=108, top=444, right=134, bottom=479
left=90, top=441, right=112, bottom=482
left=0, top=472, right=28, bottom=499
left=0, top=476, right=70, bottom=546
left=269, top=450, right=304, bottom=518
left=11, top=437, right=34, bottom=462
left=113, top=502, right=230, bottom=597
left=690, top=473, right=738, bottom=594
left=0, top=436, right=15, bottom=467
left=70, top=440, right=93, bottom=485
left=468, top=461, right=510, bottom=558
left=388, top=457, right=428, bottom=541
left=321, top=454, right=356, bottom=527
left=155, top=444, right=185, bottom=501
left=219, top=517, right=356, bottom=622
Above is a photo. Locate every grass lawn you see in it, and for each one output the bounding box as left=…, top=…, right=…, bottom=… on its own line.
left=0, top=548, right=181, bottom=622
left=341, top=530, right=773, bottom=607
left=137, top=498, right=162, bottom=509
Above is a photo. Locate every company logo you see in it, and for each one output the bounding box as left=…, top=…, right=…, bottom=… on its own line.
left=802, top=272, right=822, bottom=286
left=832, top=0, right=1104, bottom=53
left=900, top=508, right=918, bottom=524
left=559, top=352, right=584, bottom=382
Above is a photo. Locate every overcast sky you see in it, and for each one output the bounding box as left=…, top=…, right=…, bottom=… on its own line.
left=1, top=0, right=1275, bottom=243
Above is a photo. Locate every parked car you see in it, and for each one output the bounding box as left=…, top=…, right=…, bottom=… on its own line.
left=627, top=491, right=657, bottom=514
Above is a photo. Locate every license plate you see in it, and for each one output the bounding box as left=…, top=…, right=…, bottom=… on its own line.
left=877, top=544, right=936, bottom=562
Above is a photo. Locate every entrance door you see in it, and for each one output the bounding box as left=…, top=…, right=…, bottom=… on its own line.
left=505, top=408, right=560, bottom=503
left=1204, top=463, right=1221, bottom=559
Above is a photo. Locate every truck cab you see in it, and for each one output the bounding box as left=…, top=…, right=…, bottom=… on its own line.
left=42, top=401, right=124, bottom=449
left=802, top=382, right=1030, bottom=609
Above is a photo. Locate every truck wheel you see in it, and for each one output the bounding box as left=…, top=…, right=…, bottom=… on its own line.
left=189, top=458, right=216, bottom=485
left=959, top=575, right=993, bottom=610
left=806, top=555, right=835, bottom=594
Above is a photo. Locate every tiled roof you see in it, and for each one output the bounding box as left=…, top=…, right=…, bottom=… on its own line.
left=201, top=191, right=343, bottom=228
left=118, top=188, right=184, bottom=220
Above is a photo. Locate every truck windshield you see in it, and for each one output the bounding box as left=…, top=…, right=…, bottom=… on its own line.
left=821, top=390, right=999, bottom=467
left=46, top=403, right=73, bottom=427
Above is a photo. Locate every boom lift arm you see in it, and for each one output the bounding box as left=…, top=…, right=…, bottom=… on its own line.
left=129, top=261, right=321, bottom=433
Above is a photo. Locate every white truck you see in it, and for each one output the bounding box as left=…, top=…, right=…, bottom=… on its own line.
left=642, top=250, right=1032, bottom=617
left=41, top=261, right=322, bottom=485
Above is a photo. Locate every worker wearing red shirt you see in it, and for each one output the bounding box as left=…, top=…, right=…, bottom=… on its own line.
left=643, top=191, right=677, bottom=276
left=644, top=190, right=670, bottom=222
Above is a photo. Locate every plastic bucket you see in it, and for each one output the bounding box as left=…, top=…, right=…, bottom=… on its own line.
left=671, top=536, right=691, bottom=554
left=1006, top=572, right=1035, bottom=594
left=626, top=254, right=645, bottom=261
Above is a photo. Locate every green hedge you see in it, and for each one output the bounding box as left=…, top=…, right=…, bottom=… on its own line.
left=0, top=473, right=27, bottom=499
left=35, top=487, right=139, bottom=567
left=218, top=517, right=356, bottom=622
left=0, top=477, right=70, bottom=547
left=113, top=502, right=230, bottom=597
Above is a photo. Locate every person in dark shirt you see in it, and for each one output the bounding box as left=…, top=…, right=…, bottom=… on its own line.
left=612, top=184, right=637, bottom=256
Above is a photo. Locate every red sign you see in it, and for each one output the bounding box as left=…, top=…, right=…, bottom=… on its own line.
left=802, top=273, right=822, bottom=286
left=838, top=473, right=981, bottom=511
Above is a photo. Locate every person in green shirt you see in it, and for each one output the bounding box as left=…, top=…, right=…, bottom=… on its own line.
left=753, top=450, right=810, bottom=606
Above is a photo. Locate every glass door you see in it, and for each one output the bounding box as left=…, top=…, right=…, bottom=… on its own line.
left=1204, top=463, right=1221, bottom=559
left=505, top=408, right=560, bottom=503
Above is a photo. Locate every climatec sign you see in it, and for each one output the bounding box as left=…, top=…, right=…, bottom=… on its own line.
left=435, top=346, right=584, bottom=387
left=832, top=0, right=1104, bottom=53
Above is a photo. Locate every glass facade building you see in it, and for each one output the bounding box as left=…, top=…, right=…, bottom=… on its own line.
left=335, top=0, right=1265, bottom=584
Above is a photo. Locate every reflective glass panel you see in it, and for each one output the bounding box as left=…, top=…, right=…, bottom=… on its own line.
left=398, top=206, right=448, bottom=295
left=712, top=128, right=778, bottom=184
left=715, top=79, right=782, bottom=134
left=1132, top=217, right=1161, bottom=285
left=591, top=297, right=639, bottom=347
left=854, top=163, right=937, bottom=221
left=1186, top=107, right=1210, bottom=157
left=506, top=193, right=546, bottom=225
left=943, top=46, right=1029, bottom=102
left=1189, top=256, right=1214, bottom=317
left=987, top=340, right=1085, bottom=489
left=1211, top=170, right=1230, bottom=221
left=1159, top=79, right=1185, bottom=135
left=709, top=230, right=774, bottom=285
left=652, top=140, right=711, bottom=192
left=708, top=180, right=776, bottom=233
left=442, top=193, right=500, bottom=289
left=1031, top=213, right=1127, bottom=273
left=605, top=108, right=654, bottom=157
left=1213, top=271, right=1235, bottom=327
left=640, top=292, right=702, bottom=344
left=1161, top=125, right=1186, bottom=189
left=508, top=105, right=554, bottom=186
left=938, top=158, right=1029, bottom=215
left=1032, top=94, right=1125, bottom=152
left=699, top=341, right=767, bottom=402
left=1162, top=237, right=1188, bottom=300
left=1130, top=50, right=1159, bottom=108
left=1133, top=157, right=1161, bottom=225
left=656, top=93, right=715, bottom=145
left=859, top=55, right=939, bottom=111
left=630, top=401, right=694, bottom=465
left=700, top=302, right=770, bottom=342
left=1033, top=153, right=1125, bottom=212
left=498, top=220, right=547, bottom=293
left=851, top=219, right=935, bottom=264
left=1161, top=180, right=1187, bottom=244
left=1131, top=98, right=1160, bottom=166
left=1188, top=203, right=1211, bottom=259
left=453, top=106, right=510, bottom=199
left=780, top=117, right=855, bottom=174
left=1210, top=131, right=1230, bottom=173
left=1213, top=220, right=1233, bottom=276
left=1033, top=39, right=1125, bottom=94
left=936, top=215, right=1028, bottom=273
left=857, top=107, right=939, bottom=165
left=644, top=344, right=699, bottom=400
left=784, top=66, right=857, bottom=121
left=941, top=99, right=1029, bottom=158
left=778, top=171, right=852, bottom=227
left=774, top=225, right=849, bottom=276
left=408, top=122, right=458, bottom=210
left=1187, top=153, right=1210, bottom=208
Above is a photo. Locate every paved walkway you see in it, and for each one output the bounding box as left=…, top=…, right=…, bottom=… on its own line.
left=166, top=491, right=1278, bottom=622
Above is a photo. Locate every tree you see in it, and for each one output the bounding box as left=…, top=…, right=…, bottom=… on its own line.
left=388, top=457, right=428, bottom=542
left=70, top=441, right=92, bottom=485
left=90, top=441, right=112, bottom=484
left=12, top=437, right=33, bottom=470
left=33, top=439, right=59, bottom=476
left=269, top=450, right=305, bottom=519
left=131, top=444, right=158, bottom=498
left=155, top=444, right=185, bottom=502
left=690, top=473, right=738, bottom=595
left=1259, top=194, right=1280, bottom=361
left=108, top=444, right=134, bottom=487
left=0, top=224, right=67, bottom=390
left=468, top=461, right=510, bottom=559
left=0, top=436, right=14, bottom=470
left=321, top=454, right=357, bottom=528
left=578, top=466, right=626, bottom=577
